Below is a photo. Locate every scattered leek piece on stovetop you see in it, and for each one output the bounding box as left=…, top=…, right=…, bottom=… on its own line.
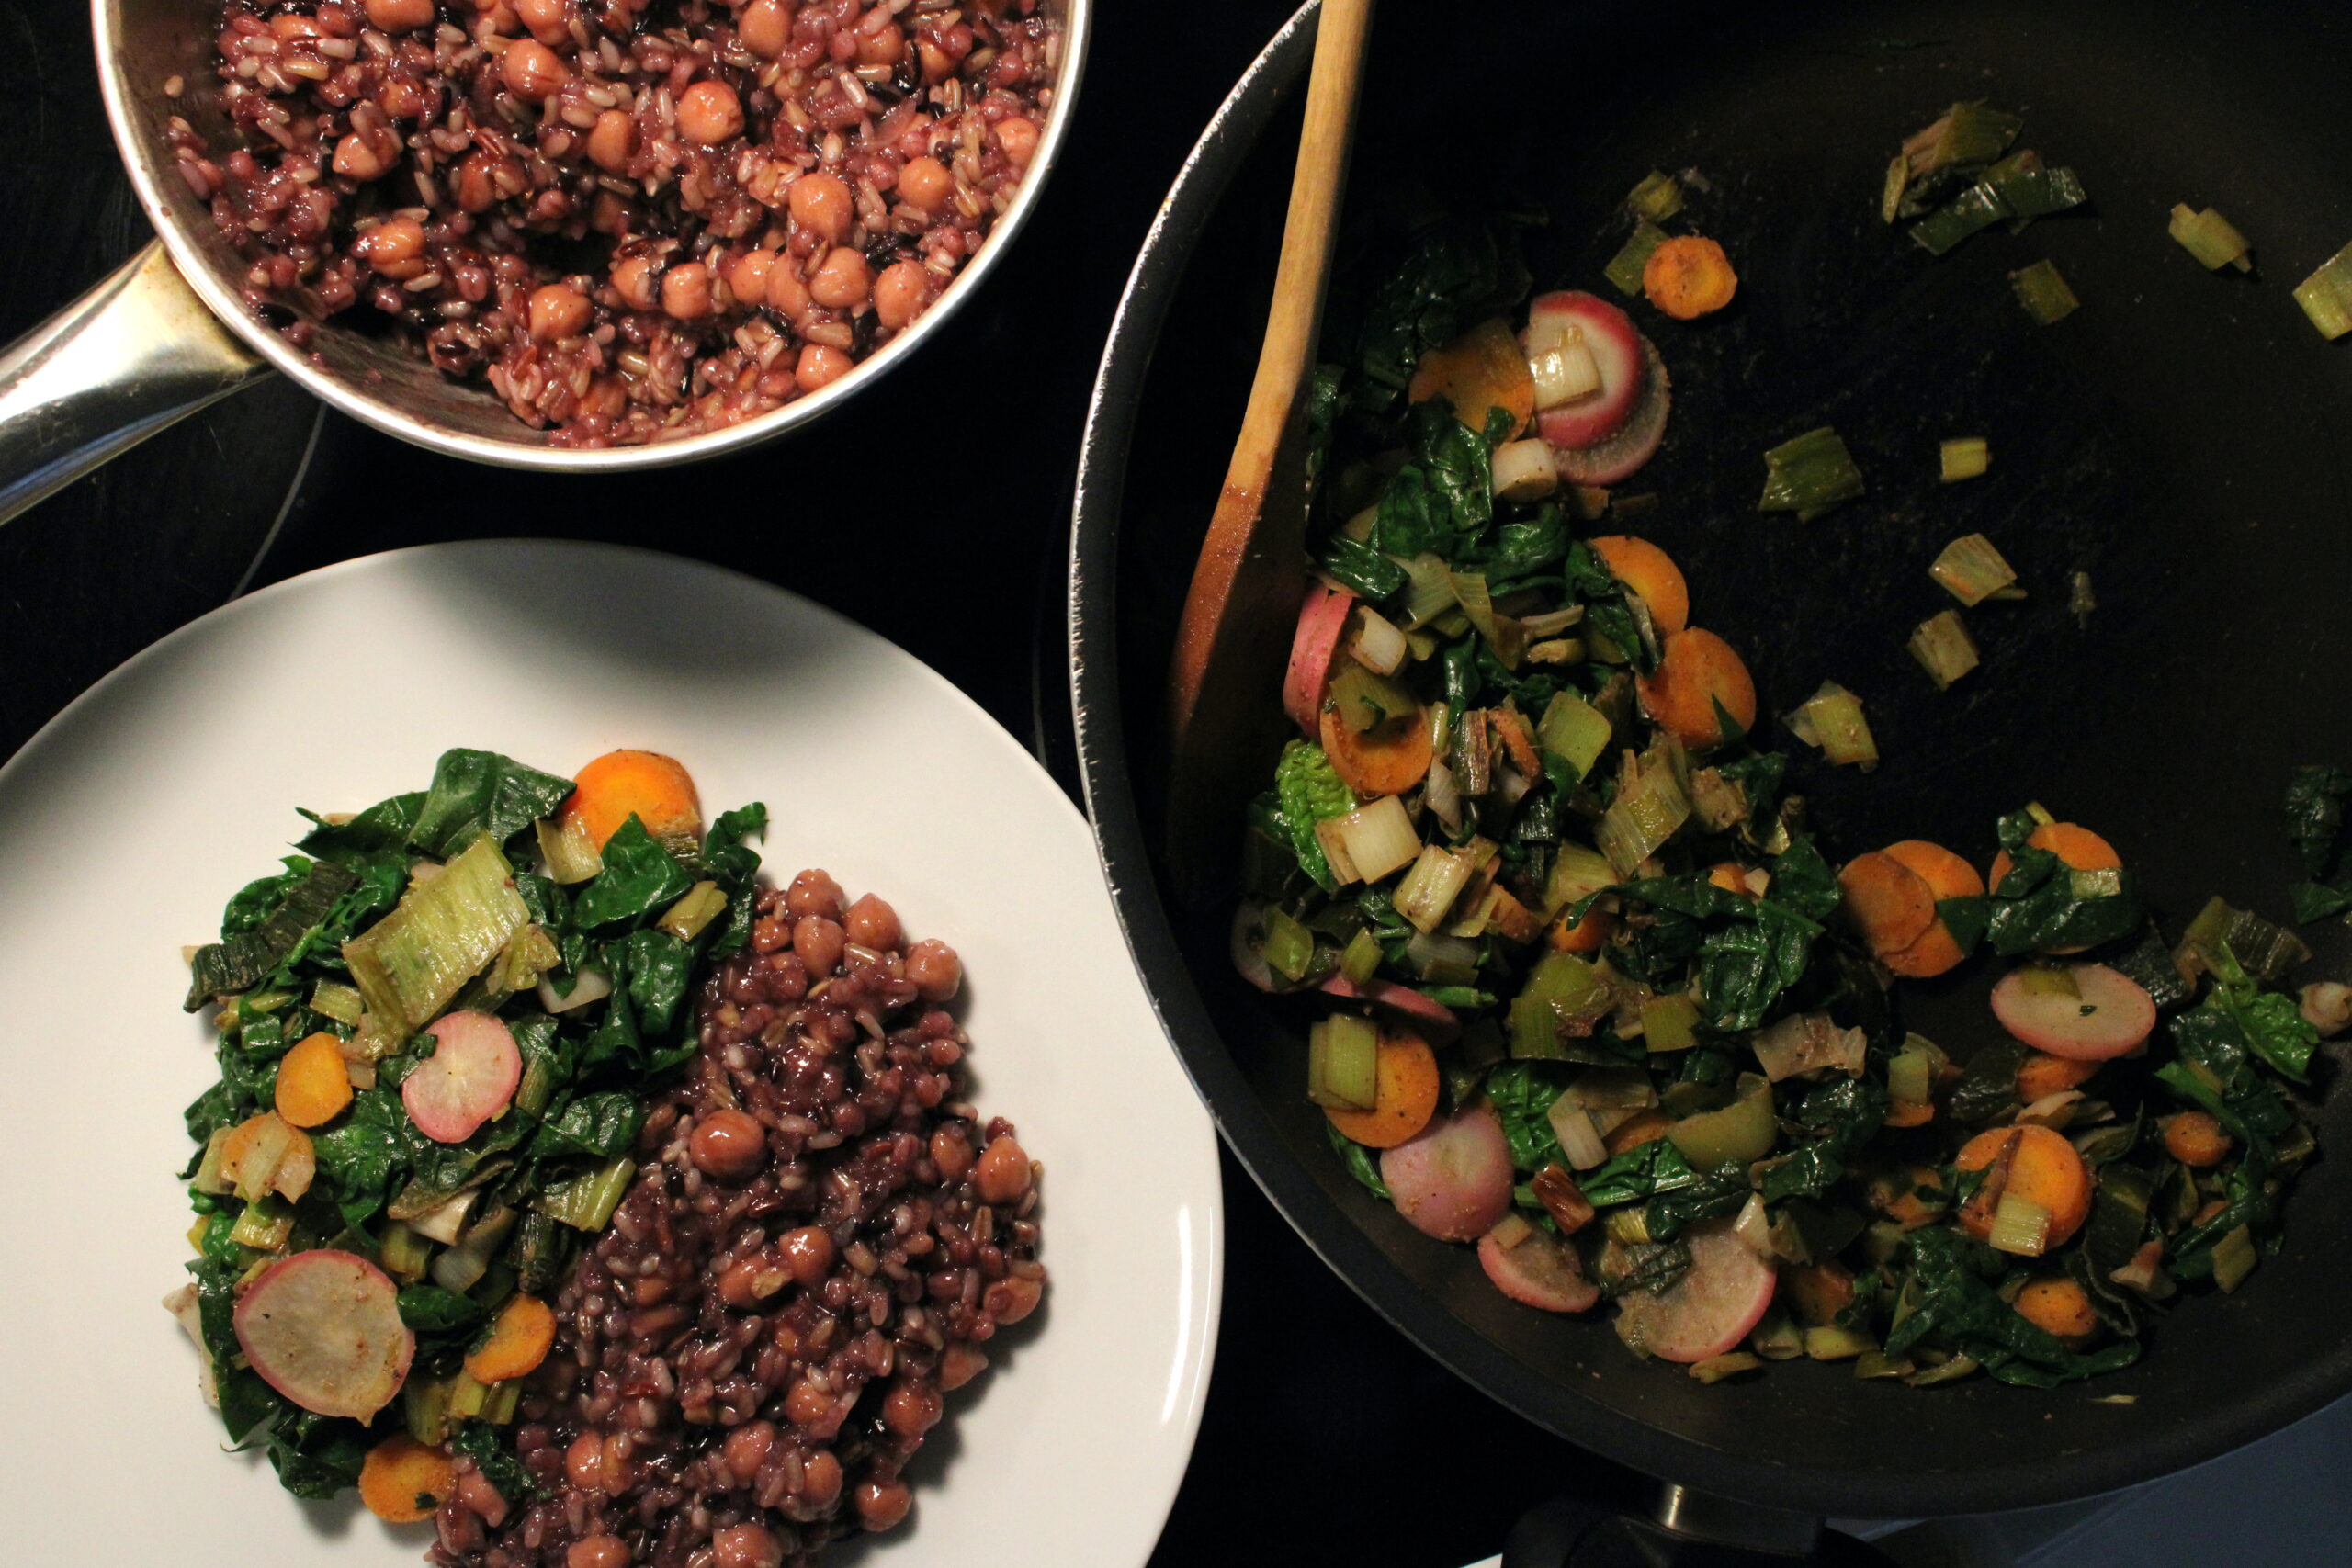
left=2010, top=259, right=2079, bottom=325
left=1605, top=220, right=1671, bottom=298
left=2292, top=241, right=2352, bottom=340
left=1880, top=154, right=1908, bottom=224
left=1758, top=426, right=1865, bottom=521
left=2069, top=570, right=2098, bottom=629
left=1939, top=438, right=1990, bottom=485
left=1929, top=533, right=2019, bottom=606
left=1908, top=610, right=1982, bottom=691
left=1904, top=101, right=2023, bottom=181
left=2168, top=204, right=2253, bottom=273
left=1909, top=152, right=2087, bottom=257
left=1784, top=682, right=1878, bottom=771
left=1627, top=170, right=1684, bottom=222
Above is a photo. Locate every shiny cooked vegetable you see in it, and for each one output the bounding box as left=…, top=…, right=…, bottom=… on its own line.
left=1242, top=216, right=2332, bottom=1387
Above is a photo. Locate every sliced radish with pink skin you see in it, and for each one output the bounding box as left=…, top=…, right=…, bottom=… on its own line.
left=1283, top=582, right=1356, bottom=736
left=401, top=1010, right=523, bottom=1144
left=1320, top=973, right=1462, bottom=1043
left=1548, top=336, right=1672, bottom=486
left=1382, top=1105, right=1513, bottom=1241
left=1990, top=964, right=2157, bottom=1061
left=1524, top=292, right=1645, bottom=448
left=1479, top=1226, right=1600, bottom=1313
left=1611, top=1219, right=1776, bottom=1363
left=232, top=1249, right=414, bottom=1420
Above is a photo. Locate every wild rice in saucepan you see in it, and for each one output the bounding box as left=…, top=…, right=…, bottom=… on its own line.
left=429, top=869, right=1044, bottom=1568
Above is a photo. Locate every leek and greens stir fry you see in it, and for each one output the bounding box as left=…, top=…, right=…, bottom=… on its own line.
left=1238, top=212, right=2335, bottom=1387
left=177, top=748, right=763, bottom=1500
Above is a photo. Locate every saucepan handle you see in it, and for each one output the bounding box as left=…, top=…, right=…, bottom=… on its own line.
left=1503, top=1491, right=1901, bottom=1566
left=0, top=238, right=270, bottom=528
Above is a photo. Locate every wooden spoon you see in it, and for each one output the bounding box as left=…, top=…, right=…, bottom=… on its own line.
left=1164, top=0, right=1377, bottom=904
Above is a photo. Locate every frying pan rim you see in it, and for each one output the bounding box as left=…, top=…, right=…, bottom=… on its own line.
left=1066, top=0, right=2352, bottom=1520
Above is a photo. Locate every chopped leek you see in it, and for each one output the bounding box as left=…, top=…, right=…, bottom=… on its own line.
left=1404, top=929, right=1481, bottom=987
left=1750, top=1309, right=1804, bottom=1360
left=536, top=964, right=612, bottom=1017
left=1605, top=220, right=1671, bottom=298
left=230, top=1194, right=295, bottom=1253
left=1939, top=437, right=1990, bottom=484
left=408, top=1187, right=479, bottom=1246
left=1786, top=682, right=1878, bottom=770
left=447, top=1370, right=490, bottom=1421
left=405, top=1373, right=456, bottom=1446
left=1597, top=745, right=1691, bottom=876
left=1929, top=532, right=2018, bottom=605
left=190, top=1128, right=234, bottom=1196
left=1907, top=609, right=1982, bottom=691
left=1307, top=1015, right=1381, bottom=1111
left=1547, top=1100, right=1609, bottom=1170
left=2009, top=258, right=2079, bottom=324
left=1804, top=1325, right=1876, bottom=1361
left=1627, top=169, right=1684, bottom=222
left=1987, top=1192, right=2052, bottom=1256
left=1396, top=552, right=1459, bottom=629
left=1908, top=148, right=2084, bottom=254
left=1536, top=690, right=1612, bottom=785
left=2069, top=569, right=2097, bottom=629
left=1528, top=335, right=1602, bottom=412
left=1905, top=1353, right=1981, bottom=1388
left=1543, top=844, right=1616, bottom=919
left=1641, top=993, right=1702, bottom=1054
left=343, top=835, right=528, bottom=1048
left=535, top=814, right=604, bottom=884
left=1351, top=605, right=1411, bottom=674
left=1449, top=571, right=1523, bottom=668
left=1757, top=426, right=1865, bottom=521
left=539, top=1156, right=637, bottom=1231
left=1904, top=101, right=2022, bottom=180
left=1667, top=1079, right=1777, bottom=1168
left=310, top=980, right=366, bottom=1027
left=1258, top=907, right=1315, bottom=983
left=2292, top=240, right=2352, bottom=340
left=1880, top=153, right=1907, bottom=224
left=2168, top=204, right=2252, bottom=273
left=1886, top=1044, right=1932, bottom=1106
left=1689, top=1351, right=1761, bottom=1385
left=377, top=1220, right=434, bottom=1281
left=657, top=881, right=728, bottom=942
left=1393, top=844, right=1476, bottom=934
left=1853, top=1350, right=1916, bottom=1382
left=1339, top=928, right=1383, bottom=987
left=1321, top=795, right=1421, bottom=886
left=1510, top=952, right=1612, bottom=1060
left=2211, top=1224, right=2258, bottom=1293
left=480, top=1380, right=523, bottom=1425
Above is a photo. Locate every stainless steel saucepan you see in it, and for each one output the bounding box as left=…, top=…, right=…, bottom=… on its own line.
left=0, top=0, right=1087, bottom=524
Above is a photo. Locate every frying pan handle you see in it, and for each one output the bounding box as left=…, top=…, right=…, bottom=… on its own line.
left=0, top=238, right=270, bottom=528
left=1502, top=1489, right=1901, bottom=1566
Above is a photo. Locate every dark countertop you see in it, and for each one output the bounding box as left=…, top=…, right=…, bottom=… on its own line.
left=0, top=0, right=1637, bottom=1562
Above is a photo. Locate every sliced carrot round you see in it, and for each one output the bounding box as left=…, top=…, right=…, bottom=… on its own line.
left=275, top=1032, right=356, bottom=1129
left=1838, top=851, right=1937, bottom=960
left=2014, top=1276, right=2098, bottom=1345
left=2163, top=1110, right=2233, bottom=1168
left=359, top=1434, right=456, bottom=1524
left=1603, top=1107, right=1675, bottom=1155
left=1881, top=840, right=1985, bottom=901
left=1549, top=905, right=1612, bottom=954
left=1642, top=235, right=1738, bottom=320
left=562, top=749, right=703, bottom=852
left=1318, top=700, right=1434, bottom=798
left=2016, top=1051, right=2100, bottom=1103
left=1635, top=627, right=1756, bottom=749
left=1589, top=536, right=1689, bottom=636
left=463, top=1292, right=558, bottom=1384
left=1956, top=1124, right=2092, bottom=1248
left=1408, top=317, right=1535, bottom=437
left=1324, top=1029, right=1441, bottom=1149
left=1989, top=821, right=2121, bottom=893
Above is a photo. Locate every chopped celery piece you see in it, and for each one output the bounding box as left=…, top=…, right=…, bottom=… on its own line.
left=1543, top=843, right=1617, bottom=919
left=344, top=835, right=528, bottom=1046
left=2168, top=204, right=2252, bottom=272
left=1510, top=953, right=1611, bottom=1061
left=1988, top=1192, right=2052, bottom=1256
left=1307, top=1015, right=1381, bottom=1111
left=1904, top=101, right=2022, bottom=179
left=378, top=1220, right=434, bottom=1281
left=190, top=1127, right=235, bottom=1196
left=1939, top=437, right=1990, bottom=484
left=1597, top=746, right=1691, bottom=877
left=1393, top=844, right=1476, bottom=934
left=539, top=1156, right=637, bottom=1231
left=1886, top=1045, right=1932, bottom=1106
left=1667, top=1079, right=1776, bottom=1168
left=1787, top=682, right=1878, bottom=770
left=1339, top=928, right=1383, bottom=987
left=310, top=980, right=366, bottom=1028
left=1536, top=691, right=1612, bottom=785
left=1758, top=426, right=1864, bottom=521
left=230, top=1194, right=295, bottom=1252
left=2211, top=1224, right=2258, bottom=1292
left=1605, top=220, right=1671, bottom=297
left=1396, top=552, right=1458, bottom=629
left=447, top=1370, right=490, bottom=1420
left=1628, top=170, right=1684, bottom=221
left=1804, top=1325, right=1875, bottom=1361
left=2009, top=259, right=2079, bottom=324
left=2293, top=240, right=2352, bottom=340
left=657, top=880, right=728, bottom=942
left=480, top=1380, right=523, bottom=1424
left=534, top=814, right=603, bottom=885
left=1908, top=610, right=1982, bottom=691
left=1258, top=907, right=1315, bottom=984
left=405, top=1373, right=456, bottom=1446
left=1929, top=533, right=2018, bottom=605
left=1641, top=993, right=1702, bottom=1054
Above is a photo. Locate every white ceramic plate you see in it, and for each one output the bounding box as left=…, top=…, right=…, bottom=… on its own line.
left=0, top=540, right=1220, bottom=1567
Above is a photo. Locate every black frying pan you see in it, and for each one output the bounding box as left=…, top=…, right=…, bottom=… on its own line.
left=1070, top=0, right=2352, bottom=1534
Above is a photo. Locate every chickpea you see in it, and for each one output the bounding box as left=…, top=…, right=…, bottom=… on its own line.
left=713, top=1523, right=785, bottom=1568
left=738, top=0, right=790, bottom=57
left=793, top=915, right=845, bottom=977
left=785, top=868, right=846, bottom=921
left=332, top=131, right=391, bottom=182
left=939, top=1342, right=989, bottom=1392
left=975, top=1134, right=1030, bottom=1205
left=689, top=1107, right=767, bottom=1180
left=786, top=171, right=853, bottom=243
left=842, top=893, right=899, bottom=951
left=526, top=283, right=592, bottom=340
left=794, top=343, right=853, bottom=391
left=879, top=1380, right=941, bottom=1439
left=853, top=1477, right=912, bottom=1532
left=765, top=261, right=811, bottom=322
left=356, top=215, right=426, bottom=277
left=363, top=0, right=435, bottom=31
left=798, top=1449, right=843, bottom=1510
left=587, top=189, right=628, bottom=235
left=722, top=1419, right=776, bottom=1484
left=855, top=23, right=903, bottom=67
left=677, top=80, right=745, bottom=145
left=897, top=155, right=952, bottom=213
left=915, top=37, right=952, bottom=84
left=566, top=1539, right=629, bottom=1568
left=928, top=1124, right=973, bottom=1183
left=904, top=939, right=960, bottom=1003
left=808, top=245, right=871, bottom=310
left=783, top=1376, right=833, bottom=1429
left=778, top=1224, right=835, bottom=1287
left=612, top=254, right=662, bottom=310
left=662, top=260, right=713, bottom=319
left=454, top=149, right=502, bottom=212
left=514, top=0, right=569, bottom=44
left=501, top=38, right=567, bottom=101
left=271, top=12, right=323, bottom=37
left=983, top=1271, right=1043, bottom=1325
left=586, top=108, right=635, bottom=175
left=729, top=249, right=775, bottom=309
left=718, top=1257, right=783, bottom=1308
left=993, top=115, right=1038, bottom=167
left=564, top=1432, right=611, bottom=1493
left=873, top=259, right=929, bottom=331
